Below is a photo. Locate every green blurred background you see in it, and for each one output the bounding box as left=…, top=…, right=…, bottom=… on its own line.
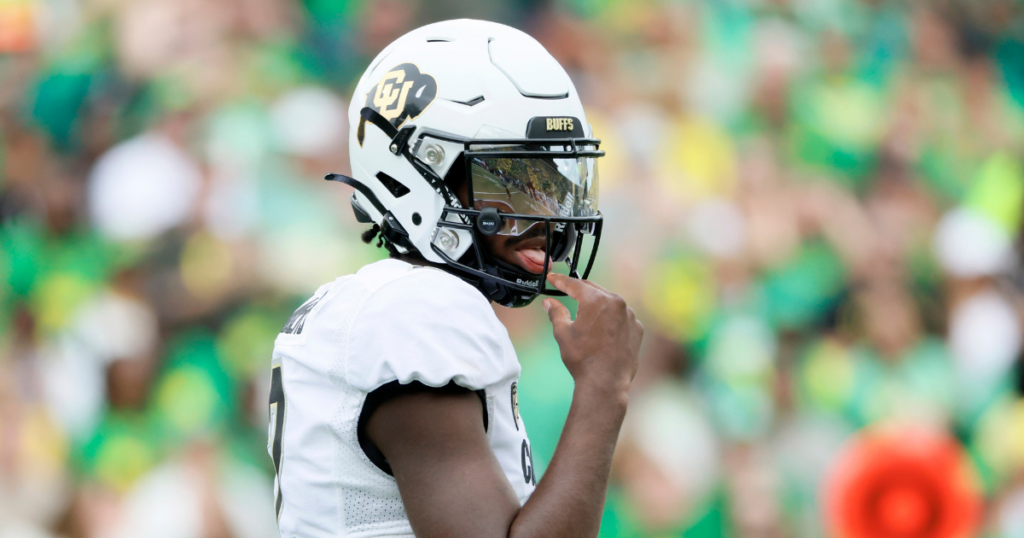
left=2, top=0, right=1024, bottom=537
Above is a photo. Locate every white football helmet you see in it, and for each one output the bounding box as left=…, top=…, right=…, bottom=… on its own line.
left=329, top=19, right=603, bottom=307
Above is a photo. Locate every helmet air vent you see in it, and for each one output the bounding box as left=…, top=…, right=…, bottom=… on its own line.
left=376, top=172, right=411, bottom=198
left=445, top=95, right=485, bottom=107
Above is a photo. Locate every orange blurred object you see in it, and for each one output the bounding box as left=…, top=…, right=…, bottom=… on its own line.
left=0, top=0, right=36, bottom=53
left=824, top=426, right=983, bottom=538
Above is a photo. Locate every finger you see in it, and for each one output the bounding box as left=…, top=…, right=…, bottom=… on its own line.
left=581, top=279, right=612, bottom=294
left=559, top=274, right=609, bottom=294
left=543, top=298, right=572, bottom=330
left=546, top=272, right=598, bottom=302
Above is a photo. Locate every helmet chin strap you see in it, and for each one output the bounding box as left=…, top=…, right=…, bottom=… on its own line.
left=476, top=248, right=545, bottom=308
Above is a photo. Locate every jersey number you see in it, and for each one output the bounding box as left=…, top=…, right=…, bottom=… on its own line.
left=521, top=439, right=536, bottom=485
left=269, top=364, right=286, bottom=520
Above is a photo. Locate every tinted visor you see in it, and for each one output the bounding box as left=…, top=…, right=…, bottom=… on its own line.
left=468, top=148, right=599, bottom=236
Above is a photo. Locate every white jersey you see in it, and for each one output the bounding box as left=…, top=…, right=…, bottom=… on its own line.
left=268, top=258, right=536, bottom=537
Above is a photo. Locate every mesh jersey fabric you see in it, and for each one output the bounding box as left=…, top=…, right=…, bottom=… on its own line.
left=269, top=258, right=536, bottom=537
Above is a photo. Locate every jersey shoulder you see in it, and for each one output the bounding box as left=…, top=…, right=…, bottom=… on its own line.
left=343, top=259, right=515, bottom=393
left=354, top=258, right=484, bottom=301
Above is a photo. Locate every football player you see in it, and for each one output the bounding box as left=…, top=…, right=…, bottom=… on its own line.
left=269, top=19, right=644, bottom=538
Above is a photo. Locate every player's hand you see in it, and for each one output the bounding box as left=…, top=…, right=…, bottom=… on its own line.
left=543, top=273, right=643, bottom=397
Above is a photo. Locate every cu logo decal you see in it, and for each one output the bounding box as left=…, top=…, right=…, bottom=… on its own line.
left=358, top=63, right=437, bottom=146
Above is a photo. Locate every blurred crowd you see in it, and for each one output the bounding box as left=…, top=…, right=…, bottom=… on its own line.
left=3, top=0, right=1024, bottom=537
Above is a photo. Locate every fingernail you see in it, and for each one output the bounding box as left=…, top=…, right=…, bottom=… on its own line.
left=542, top=299, right=551, bottom=313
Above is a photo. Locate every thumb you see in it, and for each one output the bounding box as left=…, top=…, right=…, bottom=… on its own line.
left=543, top=298, right=572, bottom=331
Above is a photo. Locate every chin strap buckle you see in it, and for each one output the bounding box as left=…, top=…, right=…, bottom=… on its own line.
left=380, top=211, right=414, bottom=252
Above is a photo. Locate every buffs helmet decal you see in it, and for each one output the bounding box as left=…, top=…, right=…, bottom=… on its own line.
left=358, top=63, right=437, bottom=145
